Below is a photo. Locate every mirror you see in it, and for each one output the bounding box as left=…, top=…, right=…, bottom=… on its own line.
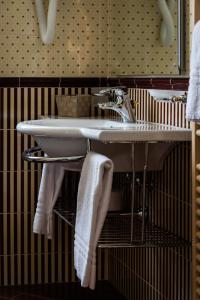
left=108, top=0, right=188, bottom=76
left=0, top=0, right=189, bottom=77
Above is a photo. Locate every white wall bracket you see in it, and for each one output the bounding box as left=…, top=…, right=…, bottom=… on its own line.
left=35, top=0, right=58, bottom=45
left=158, top=0, right=175, bottom=46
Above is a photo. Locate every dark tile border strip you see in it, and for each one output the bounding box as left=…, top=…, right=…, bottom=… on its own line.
left=0, top=77, right=189, bottom=90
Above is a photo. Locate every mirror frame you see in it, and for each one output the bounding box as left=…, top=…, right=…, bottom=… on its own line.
left=178, top=0, right=185, bottom=74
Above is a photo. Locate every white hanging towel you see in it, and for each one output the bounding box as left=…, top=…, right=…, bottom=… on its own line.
left=33, top=161, right=82, bottom=239
left=33, top=163, right=65, bottom=239
left=186, top=21, right=200, bottom=121
left=74, top=152, right=113, bottom=289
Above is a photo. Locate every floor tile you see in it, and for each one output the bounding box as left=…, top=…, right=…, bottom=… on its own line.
left=13, top=296, right=47, bottom=300
left=0, top=287, right=22, bottom=298
left=0, top=282, right=127, bottom=300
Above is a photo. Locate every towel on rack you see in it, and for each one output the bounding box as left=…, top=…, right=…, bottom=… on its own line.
left=33, top=163, right=65, bottom=239
left=33, top=160, right=82, bottom=239
left=74, top=152, right=113, bottom=289
left=186, top=21, right=200, bottom=121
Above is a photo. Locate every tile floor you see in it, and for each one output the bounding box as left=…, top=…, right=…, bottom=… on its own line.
left=0, top=281, right=127, bottom=300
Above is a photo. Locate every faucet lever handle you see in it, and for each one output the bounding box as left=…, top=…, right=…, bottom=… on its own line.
left=111, top=86, right=128, bottom=95
left=93, top=86, right=128, bottom=98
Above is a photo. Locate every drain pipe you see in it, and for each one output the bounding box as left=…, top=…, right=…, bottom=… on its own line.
left=35, top=0, right=58, bottom=45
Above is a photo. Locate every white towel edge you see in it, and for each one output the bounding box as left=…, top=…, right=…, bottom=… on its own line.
left=186, top=113, right=200, bottom=121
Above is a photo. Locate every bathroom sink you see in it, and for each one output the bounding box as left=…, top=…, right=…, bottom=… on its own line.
left=17, top=118, right=191, bottom=172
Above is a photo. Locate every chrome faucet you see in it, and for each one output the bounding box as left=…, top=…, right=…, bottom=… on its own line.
left=94, top=86, right=136, bottom=123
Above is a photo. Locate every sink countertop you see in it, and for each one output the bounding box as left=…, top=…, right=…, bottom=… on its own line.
left=80, top=122, right=191, bottom=142
left=17, top=118, right=191, bottom=143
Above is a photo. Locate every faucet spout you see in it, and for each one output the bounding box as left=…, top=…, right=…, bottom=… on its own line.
left=98, top=102, right=129, bottom=123
left=123, top=95, right=137, bottom=123
left=94, top=87, right=137, bottom=123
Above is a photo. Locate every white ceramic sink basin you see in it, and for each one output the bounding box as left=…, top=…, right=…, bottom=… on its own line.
left=17, top=118, right=191, bottom=172
left=17, top=118, right=191, bottom=141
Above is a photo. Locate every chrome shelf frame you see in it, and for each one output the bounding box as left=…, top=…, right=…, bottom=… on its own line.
left=53, top=205, right=190, bottom=248
left=22, top=146, right=85, bottom=163
left=22, top=139, right=188, bottom=248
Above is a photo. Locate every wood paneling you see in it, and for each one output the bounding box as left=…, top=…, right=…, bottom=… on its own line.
left=192, top=122, right=200, bottom=300
left=195, top=0, right=200, bottom=22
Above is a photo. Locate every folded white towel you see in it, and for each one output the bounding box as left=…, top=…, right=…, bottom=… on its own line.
left=74, top=152, right=113, bottom=289
left=186, top=21, right=200, bottom=121
left=33, top=160, right=83, bottom=239
left=33, top=163, right=65, bottom=239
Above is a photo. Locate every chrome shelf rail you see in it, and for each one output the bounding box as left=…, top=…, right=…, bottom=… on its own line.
left=53, top=205, right=190, bottom=248
left=22, top=140, right=188, bottom=248
left=22, top=146, right=85, bottom=163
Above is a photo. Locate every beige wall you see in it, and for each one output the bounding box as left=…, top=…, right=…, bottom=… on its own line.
left=109, top=0, right=179, bottom=75
left=194, top=0, right=200, bottom=22
left=0, top=0, right=190, bottom=77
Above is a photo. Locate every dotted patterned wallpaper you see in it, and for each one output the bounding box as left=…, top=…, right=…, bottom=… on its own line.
left=0, top=0, right=190, bottom=77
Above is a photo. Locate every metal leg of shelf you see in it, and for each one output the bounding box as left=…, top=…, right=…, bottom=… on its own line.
left=87, top=139, right=91, bottom=153
left=130, top=143, right=135, bottom=244
left=141, top=142, right=149, bottom=243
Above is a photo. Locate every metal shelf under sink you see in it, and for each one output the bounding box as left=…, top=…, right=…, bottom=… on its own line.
left=21, top=137, right=191, bottom=249
left=53, top=202, right=190, bottom=249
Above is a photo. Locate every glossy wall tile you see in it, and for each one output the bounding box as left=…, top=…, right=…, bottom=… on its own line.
left=0, top=85, right=107, bottom=285
left=0, top=82, right=191, bottom=300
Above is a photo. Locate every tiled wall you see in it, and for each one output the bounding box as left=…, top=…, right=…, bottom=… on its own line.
left=0, top=78, right=191, bottom=300
left=0, top=85, right=108, bottom=285
left=0, top=0, right=191, bottom=76
left=107, top=89, right=191, bottom=299
left=55, top=87, right=191, bottom=299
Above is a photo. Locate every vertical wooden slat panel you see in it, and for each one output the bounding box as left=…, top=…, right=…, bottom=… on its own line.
left=57, top=218, right=62, bottom=282
left=192, top=122, right=200, bottom=300
left=3, top=89, right=7, bottom=172
left=51, top=88, right=56, bottom=116
left=64, top=224, right=69, bottom=282
left=17, top=88, right=22, bottom=172
left=36, top=87, right=42, bottom=284
left=23, top=88, right=28, bottom=284
left=2, top=88, right=8, bottom=284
